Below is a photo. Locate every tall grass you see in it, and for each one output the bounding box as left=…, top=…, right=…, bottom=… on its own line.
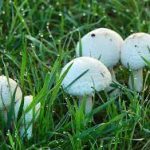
left=0, top=0, right=149, bottom=149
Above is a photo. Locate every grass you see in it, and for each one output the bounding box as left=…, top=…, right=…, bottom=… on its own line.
left=0, top=0, right=150, bottom=149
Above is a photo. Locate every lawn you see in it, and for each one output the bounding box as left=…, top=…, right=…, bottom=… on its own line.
left=0, top=0, right=150, bottom=149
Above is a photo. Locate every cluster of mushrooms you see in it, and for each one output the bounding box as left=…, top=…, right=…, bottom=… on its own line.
left=0, top=28, right=149, bottom=139
left=0, top=76, right=40, bottom=139
left=61, top=28, right=150, bottom=114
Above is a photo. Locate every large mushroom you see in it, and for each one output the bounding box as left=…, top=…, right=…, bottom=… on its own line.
left=76, top=28, right=123, bottom=90
left=15, top=95, right=41, bottom=139
left=0, top=75, right=22, bottom=121
left=121, top=32, right=150, bottom=92
left=61, top=57, right=112, bottom=114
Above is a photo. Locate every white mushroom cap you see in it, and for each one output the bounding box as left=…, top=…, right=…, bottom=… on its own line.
left=15, top=95, right=41, bottom=123
left=15, top=95, right=40, bottom=139
left=76, top=28, right=123, bottom=68
left=61, top=57, right=112, bottom=96
left=0, top=75, right=22, bottom=109
left=121, top=33, right=150, bottom=70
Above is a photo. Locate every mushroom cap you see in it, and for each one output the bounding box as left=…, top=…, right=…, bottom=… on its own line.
left=121, top=33, right=150, bottom=70
left=15, top=95, right=41, bottom=123
left=76, top=28, right=123, bottom=68
left=0, top=75, right=22, bottom=109
left=61, top=57, right=112, bottom=96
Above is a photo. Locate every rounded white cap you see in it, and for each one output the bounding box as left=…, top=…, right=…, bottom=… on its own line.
left=61, top=57, right=112, bottom=96
left=15, top=95, right=41, bottom=123
left=121, top=33, right=150, bottom=70
left=0, top=75, right=22, bottom=109
left=76, top=28, right=123, bottom=68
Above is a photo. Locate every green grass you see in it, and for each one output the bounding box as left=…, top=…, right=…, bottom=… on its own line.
left=0, top=0, right=150, bottom=149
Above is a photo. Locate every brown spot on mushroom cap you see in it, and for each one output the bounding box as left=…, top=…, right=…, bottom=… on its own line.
left=91, top=33, right=95, bottom=37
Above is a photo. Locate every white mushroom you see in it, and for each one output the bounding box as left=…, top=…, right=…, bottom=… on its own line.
left=15, top=95, right=41, bottom=139
left=61, top=57, right=112, bottom=114
left=121, top=32, right=150, bottom=92
left=0, top=75, right=22, bottom=121
left=76, top=28, right=123, bottom=87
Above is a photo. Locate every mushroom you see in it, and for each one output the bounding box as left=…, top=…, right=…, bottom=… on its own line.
left=15, top=95, right=41, bottom=139
left=61, top=57, right=112, bottom=114
left=121, top=32, right=150, bottom=92
left=0, top=75, right=22, bottom=121
left=76, top=28, right=123, bottom=93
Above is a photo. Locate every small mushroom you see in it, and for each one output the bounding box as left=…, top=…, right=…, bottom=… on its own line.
left=76, top=28, right=123, bottom=93
left=121, top=32, right=150, bottom=92
left=15, top=95, right=41, bottom=139
left=0, top=75, right=22, bottom=121
left=61, top=57, right=112, bottom=114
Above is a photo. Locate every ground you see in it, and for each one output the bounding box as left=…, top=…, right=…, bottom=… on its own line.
left=0, top=0, right=150, bottom=149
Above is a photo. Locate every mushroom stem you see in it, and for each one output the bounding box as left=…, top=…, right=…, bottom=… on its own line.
left=0, top=109, right=8, bottom=122
left=128, top=68, right=143, bottom=92
left=109, top=68, right=117, bottom=82
left=3, top=110, right=7, bottom=122
left=20, top=124, right=32, bottom=139
left=105, top=68, right=120, bottom=97
left=85, top=96, right=93, bottom=114
left=79, top=96, right=93, bottom=114
left=105, top=68, right=117, bottom=92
